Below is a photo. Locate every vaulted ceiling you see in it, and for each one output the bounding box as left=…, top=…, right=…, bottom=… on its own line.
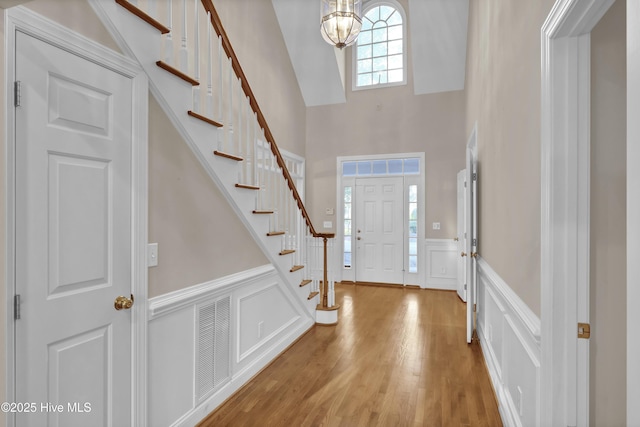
left=271, top=0, right=469, bottom=107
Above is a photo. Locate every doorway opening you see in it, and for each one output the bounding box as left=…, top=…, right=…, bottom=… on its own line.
left=336, top=153, right=425, bottom=287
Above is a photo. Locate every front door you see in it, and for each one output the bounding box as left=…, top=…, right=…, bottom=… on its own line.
left=355, top=177, right=404, bottom=284
left=14, top=31, right=134, bottom=426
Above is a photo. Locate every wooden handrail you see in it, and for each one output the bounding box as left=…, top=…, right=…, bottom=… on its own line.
left=201, top=0, right=333, bottom=239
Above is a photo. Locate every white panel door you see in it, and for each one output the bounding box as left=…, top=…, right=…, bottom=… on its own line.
left=355, top=177, right=404, bottom=284
left=456, top=169, right=466, bottom=301
left=15, top=32, right=133, bottom=426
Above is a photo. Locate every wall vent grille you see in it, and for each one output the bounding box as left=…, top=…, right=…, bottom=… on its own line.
left=197, top=295, right=231, bottom=401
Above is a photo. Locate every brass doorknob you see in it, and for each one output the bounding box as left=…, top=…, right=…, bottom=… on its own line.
left=357, top=237, right=361, bottom=240
left=471, top=252, right=478, bottom=258
left=454, top=237, right=459, bottom=241
left=461, top=252, right=467, bottom=257
left=114, top=294, right=134, bottom=310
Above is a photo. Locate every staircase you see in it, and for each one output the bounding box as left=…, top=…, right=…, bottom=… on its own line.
left=90, top=0, right=338, bottom=323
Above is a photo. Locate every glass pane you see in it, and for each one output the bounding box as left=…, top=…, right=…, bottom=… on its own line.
left=343, top=162, right=357, bottom=176
left=372, top=42, right=387, bottom=57
left=388, top=69, right=403, bottom=83
left=358, top=44, right=372, bottom=59
left=388, top=39, right=402, bottom=54
left=388, top=54, right=403, bottom=69
left=380, top=5, right=394, bottom=21
left=344, top=185, right=352, bottom=202
left=344, top=202, right=351, bottom=219
left=373, top=27, right=387, bottom=43
left=409, top=238, right=417, bottom=254
left=358, top=29, right=372, bottom=44
left=357, top=161, right=372, bottom=175
left=365, top=6, right=380, bottom=22
left=372, top=160, right=387, bottom=174
left=373, top=57, right=387, bottom=72
left=388, top=159, right=403, bottom=174
left=409, top=220, right=418, bottom=237
left=388, top=25, right=403, bottom=41
left=404, top=158, right=419, bottom=174
left=361, top=18, right=373, bottom=31
left=358, top=59, right=372, bottom=73
left=409, top=185, right=417, bottom=203
left=372, top=71, right=387, bottom=84
left=409, top=255, right=417, bottom=273
left=410, top=204, right=418, bottom=221
left=388, top=11, right=402, bottom=26
left=344, top=236, right=351, bottom=252
left=358, top=73, right=373, bottom=86
left=344, top=219, right=352, bottom=235
left=344, top=252, right=352, bottom=267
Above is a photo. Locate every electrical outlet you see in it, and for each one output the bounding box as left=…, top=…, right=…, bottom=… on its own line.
left=323, top=221, right=332, bottom=229
left=432, top=222, right=441, bottom=230
left=147, top=243, right=158, bottom=267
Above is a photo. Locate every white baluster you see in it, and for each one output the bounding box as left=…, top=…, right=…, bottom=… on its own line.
left=228, top=57, right=234, bottom=153
left=193, top=0, right=200, bottom=113
left=164, top=0, right=173, bottom=64
left=206, top=11, right=213, bottom=118
left=180, top=0, right=188, bottom=73
left=218, top=36, right=223, bottom=123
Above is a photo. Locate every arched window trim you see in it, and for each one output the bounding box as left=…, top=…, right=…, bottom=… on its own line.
left=351, top=0, right=407, bottom=91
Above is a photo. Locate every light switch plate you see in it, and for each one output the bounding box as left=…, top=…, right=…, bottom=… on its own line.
left=432, top=222, right=441, bottom=230
left=325, top=208, right=334, bottom=215
left=147, top=243, right=158, bottom=267
left=323, top=221, right=332, bottom=229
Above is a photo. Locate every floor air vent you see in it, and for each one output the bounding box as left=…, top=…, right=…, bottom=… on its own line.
left=197, top=295, right=231, bottom=401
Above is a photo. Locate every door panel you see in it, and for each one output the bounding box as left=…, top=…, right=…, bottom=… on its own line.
left=15, top=32, right=133, bottom=426
left=355, top=177, right=404, bottom=284
left=456, top=170, right=466, bottom=301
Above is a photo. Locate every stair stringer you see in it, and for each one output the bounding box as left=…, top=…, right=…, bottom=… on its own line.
left=89, top=0, right=319, bottom=318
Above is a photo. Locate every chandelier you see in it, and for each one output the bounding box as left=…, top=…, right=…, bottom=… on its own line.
left=320, top=0, right=363, bottom=49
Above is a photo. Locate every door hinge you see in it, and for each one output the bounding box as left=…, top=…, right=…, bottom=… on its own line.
left=578, top=322, right=590, bottom=339
left=472, top=238, right=477, bottom=246
left=14, top=294, right=21, bottom=320
left=464, top=284, right=467, bottom=290
left=464, top=181, right=467, bottom=188
left=472, top=172, right=478, bottom=181
left=14, top=81, right=21, bottom=107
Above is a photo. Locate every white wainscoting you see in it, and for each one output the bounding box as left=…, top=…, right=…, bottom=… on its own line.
left=476, top=258, right=541, bottom=427
left=147, top=264, right=314, bottom=427
left=424, top=238, right=458, bottom=290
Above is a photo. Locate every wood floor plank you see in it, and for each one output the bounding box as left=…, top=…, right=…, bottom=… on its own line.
left=198, top=284, right=502, bottom=426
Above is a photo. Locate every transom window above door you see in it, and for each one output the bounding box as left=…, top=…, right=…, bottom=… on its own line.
left=354, top=1, right=406, bottom=89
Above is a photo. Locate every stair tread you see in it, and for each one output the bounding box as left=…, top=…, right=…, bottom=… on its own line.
left=290, top=265, right=304, bottom=273
left=279, top=249, right=295, bottom=255
left=214, top=151, right=243, bottom=161
left=156, top=61, right=199, bottom=86
left=267, top=231, right=285, bottom=236
left=188, top=110, right=223, bottom=128
left=115, top=0, right=170, bottom=34
left=235, top=183, right=260, bottom=190
left=307, top=291, right=319, bottom=300
left=253, top=210, right=273, bottom=214
left=299, top=279, right=312, bottom=287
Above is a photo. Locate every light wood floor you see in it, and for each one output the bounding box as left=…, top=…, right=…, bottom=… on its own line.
left=199, top=283, right=502, bottom=427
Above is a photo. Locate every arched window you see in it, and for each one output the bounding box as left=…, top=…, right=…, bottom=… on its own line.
left=354, top=1, right=406, bottom=89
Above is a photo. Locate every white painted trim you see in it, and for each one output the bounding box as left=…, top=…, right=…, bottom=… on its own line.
left=424, top=238, right=457, bottom=290
left=4, top=6, right=148, bottom=427
left=540, top=1, right=613, bottom=426
left=148, top=264, right=276, bottom=320
left=476, top=257, right=541, bottom=427
left=628, top=2, right=640, bottom=424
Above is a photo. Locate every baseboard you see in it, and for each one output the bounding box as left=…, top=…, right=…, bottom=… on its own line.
left=476, top=258, right=541, bottom=427
left=146, top=265, right=313, bottom=427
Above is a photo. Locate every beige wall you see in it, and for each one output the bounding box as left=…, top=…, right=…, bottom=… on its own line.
left=211, top=0, right=307, bottom=157
left=0, top=8, right=5, bottom=427
left=590, top=1, right=627, bottom=424
left=305, top=0, right=467, bottom=239
left=464, top=0, right=555, bottom=316
left=147, top=95, right=267, bottom=297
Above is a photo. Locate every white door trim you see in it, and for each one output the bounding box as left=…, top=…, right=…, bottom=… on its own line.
left=4, top=7, right=149, bottom=427
left=627, top=2, right=640, bottom=425
left=540, top=1, right=613, bottom=426
left=336, top=152, right=425, bottom=286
